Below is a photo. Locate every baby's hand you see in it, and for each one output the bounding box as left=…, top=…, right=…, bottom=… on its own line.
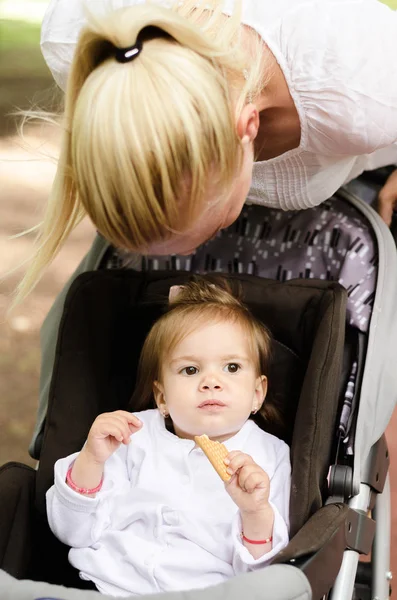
left=224, top=451, right=270, bottom=514
left=83, top=410, right=142, bottom=465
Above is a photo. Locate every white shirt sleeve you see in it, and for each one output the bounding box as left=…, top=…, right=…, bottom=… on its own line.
left=285, top=0, right=397, bottom=157
left=231, top=440, right=291, bottom=573
left=40, top=0, right=146, bottom=91
left=46, top=445, right=130, bottom=548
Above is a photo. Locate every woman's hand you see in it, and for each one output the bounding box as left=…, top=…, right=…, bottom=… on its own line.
left=377, top=168, right=397, bottom=226
left=83, top=410, right=142, bottom=466
left=224, top=450, right=270, bottom=514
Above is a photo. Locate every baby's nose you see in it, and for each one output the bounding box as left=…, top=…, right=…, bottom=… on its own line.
left=201, top=382, right=222, bottom=390
left=200, top=374, right=222, bottom=391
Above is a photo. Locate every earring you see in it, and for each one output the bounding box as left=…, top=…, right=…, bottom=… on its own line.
left=251, top=407, right=258, bottom=415
left=162, top=410, right=169, bottom=418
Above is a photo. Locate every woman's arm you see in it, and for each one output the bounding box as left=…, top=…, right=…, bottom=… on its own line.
left=378, top=168, right=397, bottom=226
left=29, top=234, right=109, bottom=460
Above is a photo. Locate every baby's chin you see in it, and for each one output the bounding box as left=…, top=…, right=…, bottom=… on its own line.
left=173, top=422, right=242, bottom=443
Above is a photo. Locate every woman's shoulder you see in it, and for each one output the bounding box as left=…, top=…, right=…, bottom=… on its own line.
left=262, top=0, right=397, bottom=156
left=236, top=0, right=313, bottom=28
left=246, top=0, right=393, bottom=34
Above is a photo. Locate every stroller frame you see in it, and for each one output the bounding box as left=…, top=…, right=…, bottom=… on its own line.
left=330, top=449, right=391, bottom=600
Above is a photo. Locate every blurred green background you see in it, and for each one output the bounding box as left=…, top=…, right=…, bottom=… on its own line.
left=0, top=0, right=59, bottom=135
left=0, top=0, right=94, bottom=469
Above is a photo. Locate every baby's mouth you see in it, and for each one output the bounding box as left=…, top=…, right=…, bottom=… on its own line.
left=198, top=400, right=226, bottom=409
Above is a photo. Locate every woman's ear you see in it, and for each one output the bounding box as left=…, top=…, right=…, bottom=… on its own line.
left=153, top=381, right=168, bottom=416
left=252, top=375, right=268, bottom=413
left=236, top=104, right=260, bottom=146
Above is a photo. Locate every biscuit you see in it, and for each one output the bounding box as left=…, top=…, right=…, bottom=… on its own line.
left=194, top=434, right=230, bottom=482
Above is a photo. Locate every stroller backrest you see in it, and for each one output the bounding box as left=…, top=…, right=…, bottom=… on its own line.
left=36, top=271, right=347, bottom=537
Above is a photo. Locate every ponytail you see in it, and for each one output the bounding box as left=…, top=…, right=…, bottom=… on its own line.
left=13, top=1, right=268, bottom=308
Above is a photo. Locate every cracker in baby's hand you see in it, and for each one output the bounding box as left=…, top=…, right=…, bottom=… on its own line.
left=194, top=434, right=230, bottom=482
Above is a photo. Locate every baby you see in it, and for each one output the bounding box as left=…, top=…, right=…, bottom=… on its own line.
left=46, top=278, right=291, bottom=597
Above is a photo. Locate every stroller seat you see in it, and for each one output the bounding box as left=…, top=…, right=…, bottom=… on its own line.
left=1, top=187, right=396, bottom=600
left=0, top=269, right=358, bottom=598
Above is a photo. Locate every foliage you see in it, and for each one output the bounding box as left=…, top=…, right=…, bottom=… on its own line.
left=0, top=19, right=48, bottom=78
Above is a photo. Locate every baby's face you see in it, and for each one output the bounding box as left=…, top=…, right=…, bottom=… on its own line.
left=154, top=320, right=266, bottom=442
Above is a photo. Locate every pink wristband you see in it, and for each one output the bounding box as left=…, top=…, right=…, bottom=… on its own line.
left=66, top=463, right=104, bottom=495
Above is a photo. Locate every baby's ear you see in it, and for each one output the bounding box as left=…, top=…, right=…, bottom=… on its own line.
left=256, top=375, right=268, bottom=405
left=153, top=381, right=169, bottom=418
left=153, top=381, right=165, bottom=409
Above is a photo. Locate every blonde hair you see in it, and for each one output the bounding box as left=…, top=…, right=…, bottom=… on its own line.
left=14, top=0, right=268, bottom=306
left=132, top=276, right=278, bottom=425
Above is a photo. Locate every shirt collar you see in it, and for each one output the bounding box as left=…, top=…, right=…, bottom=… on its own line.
left=153, top=409, right=257, bottom=450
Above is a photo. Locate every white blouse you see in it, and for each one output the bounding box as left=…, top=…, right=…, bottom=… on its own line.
left=40, top=0, right=397, bottom=211
left=46, top=409, right=290, bottom=597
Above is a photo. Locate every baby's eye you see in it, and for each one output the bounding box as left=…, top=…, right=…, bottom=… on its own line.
left=224, top=363, right=240, bottom=373
left=181, top=366, right=198, bottom=376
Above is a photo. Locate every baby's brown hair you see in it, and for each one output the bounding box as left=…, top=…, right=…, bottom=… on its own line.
left=132, top=276, right=280, bottom=427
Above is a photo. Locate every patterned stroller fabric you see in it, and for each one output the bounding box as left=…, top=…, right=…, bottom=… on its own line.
left=107, top=195, right=377, bottom=333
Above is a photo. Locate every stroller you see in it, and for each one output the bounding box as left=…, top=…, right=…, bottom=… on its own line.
left=1, top=179, right=397, bottom=600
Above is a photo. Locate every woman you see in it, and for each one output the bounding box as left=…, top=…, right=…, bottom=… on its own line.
left=25, top=0, right=397, bottom=457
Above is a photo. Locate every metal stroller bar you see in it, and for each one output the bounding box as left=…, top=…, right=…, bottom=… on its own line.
left=329, top=468, right=391, bottom=600
left=329, top=484, right=372, bottom=600
left=373, top=473, right=391, bottom=600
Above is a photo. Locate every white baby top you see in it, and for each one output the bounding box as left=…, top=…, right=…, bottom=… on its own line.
left=47, top=409, right=290, bottom=597
left=40, top=0, right=397, bottom=211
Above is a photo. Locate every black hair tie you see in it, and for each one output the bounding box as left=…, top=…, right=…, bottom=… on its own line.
left=115, top=39, right=143, bottom=64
